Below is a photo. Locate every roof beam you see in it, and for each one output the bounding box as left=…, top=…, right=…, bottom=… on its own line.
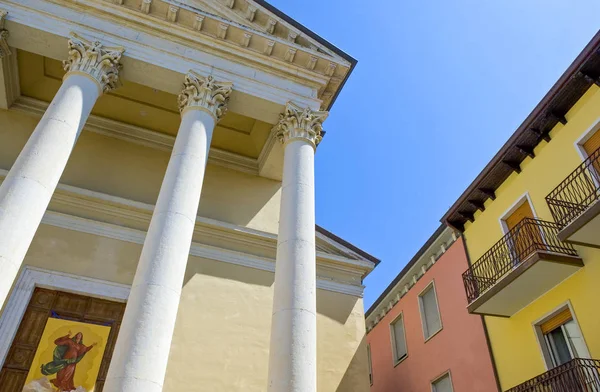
left=458, top=211, right=475, bottom=223
left=502, top=160, right=522, bottom=174
left=468, top=200, right=485, bottom=212
left=581, top=71, right=600, bottom=87
left=447, top=220, right=465, bottom=232
left=478, top=188, right=496, bottom=200
left=549, top=111, right=568, bottom=125
left=529, top=128, right=551, bottom=143
left=516, top=144, right=535, bottom=159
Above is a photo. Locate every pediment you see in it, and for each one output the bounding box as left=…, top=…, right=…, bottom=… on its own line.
left=180, top=0, right=347, bottom=63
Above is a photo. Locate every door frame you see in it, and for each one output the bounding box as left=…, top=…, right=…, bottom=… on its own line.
left=0, top=266, right=130, bottom=367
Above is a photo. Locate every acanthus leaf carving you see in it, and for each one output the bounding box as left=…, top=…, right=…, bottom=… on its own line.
left=62, top=33, right=125, bottom=93
left=275, top=102, right=328, bottom=148
left=177, top=71, right=233, bottom=120
left=0, top=10, right=11, bottom=58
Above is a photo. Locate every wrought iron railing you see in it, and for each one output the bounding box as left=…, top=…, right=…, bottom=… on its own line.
left=462, top=218, right=578, bottom=303
left=546, top=146, right=600, bottom=229
left=506, top=358, right=600, bottom=392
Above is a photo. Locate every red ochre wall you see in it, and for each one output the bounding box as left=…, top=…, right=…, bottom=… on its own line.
left=367, top=238, right=498, bottom=392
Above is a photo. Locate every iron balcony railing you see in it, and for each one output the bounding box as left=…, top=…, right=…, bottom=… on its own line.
left=462, top=218, right=578, bottom=304
left=546, top=146, right=600, bottom=230
left=506, top=358, right=600, bottom=392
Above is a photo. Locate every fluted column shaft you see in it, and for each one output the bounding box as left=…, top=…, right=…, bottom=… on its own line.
left=0, top=33, right=123, bottom=310
left=104, top=72, right=232, bottom=392
left=268, top=103, right=328, bottom=392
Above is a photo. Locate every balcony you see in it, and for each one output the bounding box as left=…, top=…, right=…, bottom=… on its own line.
left=546, top=147, right=600, bottom=247
left=463, top=218, right=582, bottom=317
left=506, top=358, right=600, bottom=392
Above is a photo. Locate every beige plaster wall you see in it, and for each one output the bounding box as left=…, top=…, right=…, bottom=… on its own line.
left=0, top=109, right=282, bottom=233
left=22, top=225, right=370, bottom=392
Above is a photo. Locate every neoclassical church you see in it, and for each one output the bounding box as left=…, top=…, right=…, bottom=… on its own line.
left=0, top=1, right=377, bottom=391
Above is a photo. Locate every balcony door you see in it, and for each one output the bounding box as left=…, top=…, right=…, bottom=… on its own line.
left=503, top=199, right=543, bottom=263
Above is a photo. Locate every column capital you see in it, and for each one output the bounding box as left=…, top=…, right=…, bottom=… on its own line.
left=0, top=11, right=11, bottom=58
left=63, top=33, right=125, bottom=94
left=177, top=71, right=233, bottom=121
left=275, top=102, right=328, bottom=148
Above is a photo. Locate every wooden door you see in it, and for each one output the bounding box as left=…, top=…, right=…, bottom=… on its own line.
left=0, top=288, right=125, bottom=392
left=504, top=201, right=543, bottom=261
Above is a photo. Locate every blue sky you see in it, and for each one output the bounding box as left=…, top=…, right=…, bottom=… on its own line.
left=267, top=0, right=600, bottom=309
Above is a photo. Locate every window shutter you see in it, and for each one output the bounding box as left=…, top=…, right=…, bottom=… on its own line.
left=432, top=374, right=453, bottom=392
left=541, top=308, right=572, bottom=334
left=505, top=202, right=535, bottom=232
left=583, top=130, right=600, bottom=157
left=392, top=317, right=407, bottom=360
left=422, top=287, right=441, bottom=337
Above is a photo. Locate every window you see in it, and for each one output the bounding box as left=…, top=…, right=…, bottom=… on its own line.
left=538, top=307, right=590, bottom=368
left=367, top=344, right=373, bottom=385
left=431, top=372, right=453, bottom=392
left=419, top=282, right=442, bottom=340
left=390, top=313, right=408, bottom=364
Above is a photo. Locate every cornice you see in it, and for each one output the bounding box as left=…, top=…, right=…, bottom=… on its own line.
left=29, top=0, right=346, bottom=109
left=365, top=228, right=458, bottom=332
left=0, top=170, right=373, bottom=295
left=3, top=0, right=324, bottom=111
left=11, top=97, right=259, bottom=176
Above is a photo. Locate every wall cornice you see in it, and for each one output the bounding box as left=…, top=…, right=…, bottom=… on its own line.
left=0, top=170, right=374, bottom=296
left=2, top=0, right=344, bottom=110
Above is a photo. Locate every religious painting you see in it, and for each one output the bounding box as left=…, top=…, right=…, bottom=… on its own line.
left=21, top=317, right=111, bottom=392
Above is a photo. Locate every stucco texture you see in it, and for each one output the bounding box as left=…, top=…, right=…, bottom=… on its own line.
left=462, top=85, right=600, bottom=389
left=366, top=239, right=497, bottom=392
left=0, top=107, right=370, bottom=391
left=0, top=109, right=282, bottom=234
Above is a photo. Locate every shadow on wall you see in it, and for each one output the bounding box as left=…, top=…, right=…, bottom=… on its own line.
left=183, top=256, right=359, bottom=325
left=336, top=336, right=370, bottom=392
left=317, top=289, right=359, bottom=325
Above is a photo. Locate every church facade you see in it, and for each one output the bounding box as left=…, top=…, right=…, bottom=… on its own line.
left=0, top=1, right=377, bottom=391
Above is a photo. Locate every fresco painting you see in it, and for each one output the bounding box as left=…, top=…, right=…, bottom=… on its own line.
left=22, top=318, right=110, bottom=392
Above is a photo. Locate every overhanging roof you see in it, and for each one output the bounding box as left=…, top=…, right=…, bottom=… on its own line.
left=443, top=30, right=600, bottom=231
left=316, top=225, right=380, bottom=265
left=253, top=0, right=357, bottom=111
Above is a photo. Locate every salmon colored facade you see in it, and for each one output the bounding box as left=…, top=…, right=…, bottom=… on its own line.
left=366, top=229, right=498, bottom=392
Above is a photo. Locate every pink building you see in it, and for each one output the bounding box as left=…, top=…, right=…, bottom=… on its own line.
left=366, top=226, right=498, bottom=392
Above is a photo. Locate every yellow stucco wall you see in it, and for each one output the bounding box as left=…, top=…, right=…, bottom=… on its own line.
left=23, top=225, right=369, bottom=391
left=0, top=107, right=370, bottom=390
left=0, top=110, right=282, bottom=234
left=462, top=85, right=600, bottom=389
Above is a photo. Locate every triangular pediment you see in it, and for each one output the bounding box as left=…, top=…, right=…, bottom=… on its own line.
left=178, top=0, right=347, bottom=63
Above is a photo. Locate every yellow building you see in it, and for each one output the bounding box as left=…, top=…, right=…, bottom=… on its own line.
left=443, top=31, right=600, bottom=390
left=0, top=1, right=378, bottom=391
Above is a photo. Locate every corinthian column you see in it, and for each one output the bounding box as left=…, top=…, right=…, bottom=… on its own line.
left=104, top=71, right=233, bottom=392
left=0, top=33, right=123, bottom=310
left=267, top=102, right=328, bottom=392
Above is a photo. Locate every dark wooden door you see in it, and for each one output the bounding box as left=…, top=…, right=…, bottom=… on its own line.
left=0, top=288, right=125, bottom=392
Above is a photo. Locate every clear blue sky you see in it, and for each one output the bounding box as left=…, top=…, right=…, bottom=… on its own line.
left=267, top=0, right=600, bottom=309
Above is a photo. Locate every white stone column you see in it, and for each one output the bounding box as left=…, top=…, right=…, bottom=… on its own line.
left=104, top=71, right=233, bottom=392
left=0, top=33, right=123, bottom=310
left=267, top=102, right=328, bottom=392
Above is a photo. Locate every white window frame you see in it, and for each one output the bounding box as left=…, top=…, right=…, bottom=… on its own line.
left=532, top=301, right=591, bottom=370
left=574, top=116, right=600, bottom=161
left=418, top=280, right=443, bottom=342
left=389, top=312, right=408, bottom=366
left=431, top=370, right=454, bottom=392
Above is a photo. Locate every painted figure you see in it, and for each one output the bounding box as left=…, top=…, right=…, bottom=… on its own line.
left=40, top=331, right=96, bottom=391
